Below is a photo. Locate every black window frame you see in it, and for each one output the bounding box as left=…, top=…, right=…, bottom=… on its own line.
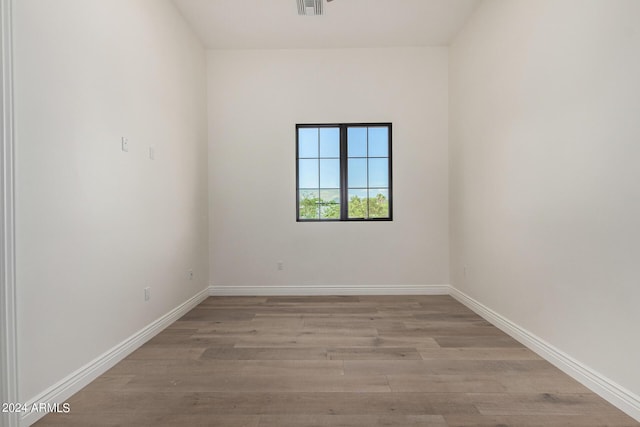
left=296, top=122, right=393, bottom=222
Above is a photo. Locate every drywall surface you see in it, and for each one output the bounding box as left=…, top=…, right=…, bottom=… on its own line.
left=14, top=0, right=208, bottom=401
left=450, top=0, right=640, bottom=397
left=208, top=48, right=449, bottom=289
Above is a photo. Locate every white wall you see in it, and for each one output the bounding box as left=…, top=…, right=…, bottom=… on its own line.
left=208, top=48, right=449, bottom=290
left=450, top=0, right=640, bottom=401
left=14, top=0, right=208, bottom=402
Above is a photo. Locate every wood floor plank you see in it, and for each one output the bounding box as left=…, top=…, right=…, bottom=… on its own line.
left=200, top=347, right=329, bottom=360
left=203, top=305, right=379, bottom=315
left=52, top=391, right=480, bottom=416
left=127, top=346, right=207, bottom=360
left=387, top=374, right=507, bottom=393
left=34, top=414, right=146, bottom=426
left=343, top=359, right=557, bottom=376
left=257, top=414, right=447, bottom=427
left=303, top=318, right=406, bottom=329
left=386, top=373, right=591, bottom=393
left=198, top=317, right=305, bottom=331
left=179, top=309, right=256, bottom=321
left=266, top=296, right=362, bottom=303
left=493, top=373, right=592, bottom=393
left=434, top=335, right=524, bottom=348
left=144, top=333, right=238, bottom=346
left=328, top=347, right=422, bottom=360
left=418, top=347, right=541, bottom=360
left=163, top=359, right=345, bottom=376
left=199, top=296, right=269, bottom=305
left=36, top=414, right=260, bottom=427
left=381, top=326, right=509, bottom=337
left=124, top=373, right=391, bottom=393
left=299, top=327, right=380, bottom=337
left=34, top=296, right=638, bottom=426
left=232, top=334, right=380, bottom=348
left=404, top=319, right=494, bottom=328
left=467, top=392, right=626, bottom=416
left=373, top=335, right=441, bottom=348
left=445, top=414, right=640, bottom=427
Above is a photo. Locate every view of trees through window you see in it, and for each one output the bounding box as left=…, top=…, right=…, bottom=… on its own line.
left=298, top=191, right=389, bottom=220
left=297, top=123, right=392, bottom=221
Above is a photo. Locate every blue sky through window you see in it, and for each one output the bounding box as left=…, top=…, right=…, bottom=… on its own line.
left=298, top=159, right=318, bottom=188
left=347, top=127, right=389, bottom=189
left=320, top=128, right=340, bottom=158
left=299, top=127, right=389, bottom=190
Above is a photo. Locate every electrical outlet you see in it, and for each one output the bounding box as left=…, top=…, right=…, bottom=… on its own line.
left=121, top=137, right=129, bottom=152
left=149, top=146, right=155, bottom=160
left=144, top=287, right=151, bottom=301
left=188, top=270, right=194, bottom=280
left=277, top=261, right=284, bottom=271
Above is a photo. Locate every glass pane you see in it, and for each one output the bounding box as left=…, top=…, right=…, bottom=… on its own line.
left=298, top=159, right=319, bottom=189
left=319, top=159, right=340, bottom=189
left=347, top=127, right=367, bottom=157
left=320, top=188, right=340, bottom=204
left=319, top=189, right=340, bottom=219
left=298, top=190, right=320, bottom=220
left=348, top=189, right=368, bottom=219
left=368, top=189, right=389, bottom=218
left=320, top=204, right=340, bottom=219
left=348, top=158, right=367, bottom=188
left=368, top=158, right=388, bottom=188
left=320, top=128, right=340, bottom=158
left=368, top=127, right=388, bottom=157
left=298, top=128, right=318, bottom=158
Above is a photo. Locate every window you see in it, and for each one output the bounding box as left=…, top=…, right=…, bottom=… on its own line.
left=296, top=123, right=392, bottom=221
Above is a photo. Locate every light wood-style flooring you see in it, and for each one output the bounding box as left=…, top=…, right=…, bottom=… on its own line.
left=36, top=296, right=638, bottom=426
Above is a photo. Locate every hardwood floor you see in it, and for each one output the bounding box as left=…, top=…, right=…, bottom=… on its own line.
left=36, top=296, right=638, bottom=426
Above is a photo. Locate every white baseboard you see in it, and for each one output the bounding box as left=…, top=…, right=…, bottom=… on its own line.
left=20, top=287, right=210, bottom=427
left=209, top=284, right=450, bottom=296
left=449, top=285, right=640, bottom=422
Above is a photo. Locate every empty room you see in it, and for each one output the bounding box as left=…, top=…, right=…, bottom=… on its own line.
left=1, top=0, right=639, bottom=426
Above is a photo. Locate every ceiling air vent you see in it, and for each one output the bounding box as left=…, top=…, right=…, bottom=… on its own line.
left=297, top=0, right=323, bottom=16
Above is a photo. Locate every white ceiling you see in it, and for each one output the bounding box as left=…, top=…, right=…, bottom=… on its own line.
left=172, top=0, right=480, bottom=49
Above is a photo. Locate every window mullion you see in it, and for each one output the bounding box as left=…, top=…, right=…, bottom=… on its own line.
left=339, top=125, right=348, bottom=220
left=366, top=127, right=370, bottom=219
left=317, top=128, right=321, bottom=220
